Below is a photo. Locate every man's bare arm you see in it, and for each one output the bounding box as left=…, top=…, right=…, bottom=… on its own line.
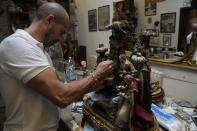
left=27, top=60, right=113, bottom=108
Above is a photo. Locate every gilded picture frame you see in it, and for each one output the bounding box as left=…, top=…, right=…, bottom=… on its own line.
left=98, top=5, right=110, bottom=31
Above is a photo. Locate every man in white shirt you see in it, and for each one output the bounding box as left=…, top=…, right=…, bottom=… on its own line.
left=0, top=2, right=113, bottom=131
left=187, top=23, right=197, bottom=64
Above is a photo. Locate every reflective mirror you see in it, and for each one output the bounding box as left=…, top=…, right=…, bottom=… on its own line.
left=135, top=0, right=197, bottom=69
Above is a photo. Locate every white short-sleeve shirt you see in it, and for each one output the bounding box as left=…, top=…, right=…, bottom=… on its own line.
left=0, top=29, right=60, bottom=131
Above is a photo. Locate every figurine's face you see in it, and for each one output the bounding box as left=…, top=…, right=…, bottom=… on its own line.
left=119, top=55, right=126, bottom=64
left=124, top=74, right=133, bottom=85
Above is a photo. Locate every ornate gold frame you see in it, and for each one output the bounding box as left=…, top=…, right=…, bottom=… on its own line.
left=148, top=33, right=197, bottom=69
left=83, top=102, right=121, bottom=131
left=82, top=100, right=159, bottom=131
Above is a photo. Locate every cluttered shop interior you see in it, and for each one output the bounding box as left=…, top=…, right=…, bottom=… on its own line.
left=0, top=0, right=197, bottom=131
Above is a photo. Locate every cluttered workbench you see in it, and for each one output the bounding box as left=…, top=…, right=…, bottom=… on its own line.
left=54, top=58, right=197, bottom=131
left=51, top=3, right=197, bottom=129
left=60, top=96, right=197, bottom=131
left=55, top=24, right=197, bottom=131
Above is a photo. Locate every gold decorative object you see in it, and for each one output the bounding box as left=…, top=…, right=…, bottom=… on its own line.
left=82, top=1, right=160, bottom=130
left=83, top=99, right=159, bottom=131
left=148, top=32, right=197, bottom=66
left=83, top=101, right=121, bottom=131
left=82, top=20, right=160, bottom=131
left=146, top=0, right=165, bottom=3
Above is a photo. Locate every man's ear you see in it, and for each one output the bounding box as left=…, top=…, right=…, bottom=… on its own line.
left=46, top=15, right=55, bottom=26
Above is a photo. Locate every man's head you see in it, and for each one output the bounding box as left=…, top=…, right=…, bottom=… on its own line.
left=33, top=2, right=69, bottom=47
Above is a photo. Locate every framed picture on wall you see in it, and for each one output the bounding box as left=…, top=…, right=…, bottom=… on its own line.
left=145, top=0, right=157, bottom=16
left=113, top=1, right=124, bottom=12
left=160, top=12, right=176, bottom=33
left=88, top=9, right=97, bottom=31
left=112, top=1, right=124, bottom=22
left=98, top=5, right=110, bottom=31
left=163, top=34, right=172, bottom=46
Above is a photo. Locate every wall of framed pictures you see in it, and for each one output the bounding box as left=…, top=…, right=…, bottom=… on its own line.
left=76, top=0, right=114, bottom=57
left=135, top=0, right=184, bottom=48
left=75, top=0, right=197, bottom=107
left=76, top=0, right=187, bottom=56
left=88, top=5, right=110, bottom=31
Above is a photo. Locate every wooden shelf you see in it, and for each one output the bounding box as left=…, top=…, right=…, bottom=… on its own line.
left=148, top=58, right=197, bottom=71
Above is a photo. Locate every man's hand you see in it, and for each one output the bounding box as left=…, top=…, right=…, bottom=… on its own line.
left=93, top=60, right=114, bottom=81
left=92, top=60, right=114, bottom=91
left=93, top=75, right=114, bottom=91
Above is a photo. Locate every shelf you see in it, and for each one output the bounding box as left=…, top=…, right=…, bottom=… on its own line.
left=148, top=58, right=197, bottom=71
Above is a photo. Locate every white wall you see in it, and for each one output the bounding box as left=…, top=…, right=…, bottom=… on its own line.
left=76, top=0, right=186, bottom=55
left=75, top=0, right=121, bottom=57
left=151, top=63, right=197, bottom=105
left=135, top=0, right=184, bottom=48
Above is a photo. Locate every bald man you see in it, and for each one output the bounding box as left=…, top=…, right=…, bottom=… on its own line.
left=187, top=23, right=197, bottom=44
left=0, top=2, right=113, bottom=131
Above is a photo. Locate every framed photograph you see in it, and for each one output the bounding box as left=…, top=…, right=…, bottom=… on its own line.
left=163, top=34, right=171, bottom=46
left=88, top=9, right=97, bottom=31
left=160, top=13, right=176, bottom=33
left=113, top=1, right=125, bottom=22
left=98, top=5, right=110, bottom=31
left=113, top=1, right=124, bottom=12
left=145, top=0, right=156, bottom=16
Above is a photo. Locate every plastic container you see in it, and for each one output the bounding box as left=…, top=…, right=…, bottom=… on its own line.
left=66, top=57, right=76, bottom=83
